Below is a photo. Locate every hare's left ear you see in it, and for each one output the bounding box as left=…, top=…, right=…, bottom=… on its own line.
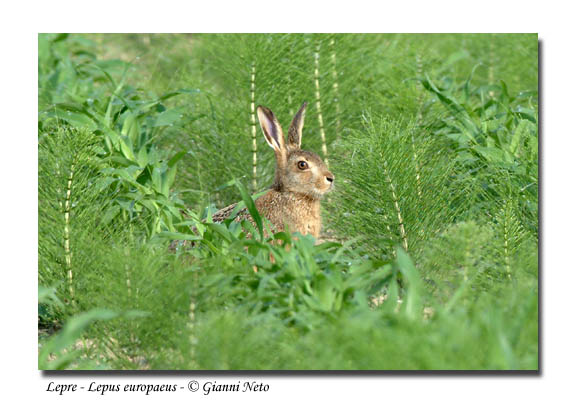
left=257, top=105, right=287, bottom=167
left=287, top=102, right=307, bottom=151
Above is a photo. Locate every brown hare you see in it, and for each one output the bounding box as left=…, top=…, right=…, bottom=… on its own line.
left=212, top=102, right=334, bottom=238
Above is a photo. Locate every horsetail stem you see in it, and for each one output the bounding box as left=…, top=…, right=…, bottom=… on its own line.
left=314, top=41, right=329, bottom=168
left=250, top=61, right=257, bottom=191
left=489, top=34, right=496, bottom=98
left=412, top=52, right=424, bottom=200
left=502, top=199, right=513, bottom=280
left=330, top=37, right=341, bottom=140
left=415, top=53, right=424, bottom=126
left=504, top=231, right=512, bottom=280
left=382, top=211, right=396, bottom=258
left=187, top=300, right=198, bottom=367
left=383, top=159, right=408, bottom=252
left=64, top=160, right=76, bottom=302
left=124, top=249, right=132, bottom=298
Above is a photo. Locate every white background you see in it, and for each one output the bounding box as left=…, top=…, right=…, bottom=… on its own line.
left=1, top=0, right=574, bottom=402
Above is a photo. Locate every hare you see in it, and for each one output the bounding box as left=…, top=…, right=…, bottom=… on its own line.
left=211, top=102, right=334, bottom=238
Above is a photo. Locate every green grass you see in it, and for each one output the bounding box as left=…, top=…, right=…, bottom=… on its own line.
left=38, top=33, right=538, bottom=370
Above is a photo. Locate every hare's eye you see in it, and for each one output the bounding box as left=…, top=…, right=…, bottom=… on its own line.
left=297, top=161, right=308, bottom=170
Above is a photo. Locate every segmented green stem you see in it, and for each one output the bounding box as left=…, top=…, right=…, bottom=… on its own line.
left=187, top=299, right=198, bottom=367
left=503, top=234, right=512, bottom=280
left=250, top=62, right=258, bottom=191
left=412, top=53, right=424, bottom=200
left=314, top=41, right=329, bottom=167
left=415, top=53, right=424, bottom=126
left=330, top=37, right=341, bottom=140
left=64, top=160, right=76, bottom=302
left=383, top=211, right=396, bottom=258
left=489, top=34, right=496, bottom=98
left=502, top=200, right=513, bottom=280
left=383, top=160, right=408, bottom=251
left=124, top=247, right=132, bottom=298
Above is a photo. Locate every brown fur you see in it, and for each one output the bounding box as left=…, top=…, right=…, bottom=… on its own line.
left=255, top=190, right=322, bottom=237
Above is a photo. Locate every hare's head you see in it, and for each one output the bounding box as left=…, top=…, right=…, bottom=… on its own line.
left=257, top=102, right=334, bottom=199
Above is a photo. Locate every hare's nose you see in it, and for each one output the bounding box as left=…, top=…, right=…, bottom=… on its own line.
left=325, top=174, right=334, bottom=183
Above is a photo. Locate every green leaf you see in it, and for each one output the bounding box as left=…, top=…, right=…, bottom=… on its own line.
left=205, top=223, right=235, bottom=242
left=473, top=145, right=514, bottom=165
left=302, top=294, right=322, bottom=311
left=421, top=75, right=480, bottom=143
left=38, top=285, right=63, bottom=308
left=54, top=111, right=98, bottom=131
left=168, top=151, right=187, bottom=168
left=39, top=309, right=119, bottom=370
left=155, top=231, right=201, bottom=241
left=163, top=164, right=178, bottom=196
left=395, top=248, right=422, bottom=321
left=136, top=146, right=149, bottom=167
left=151, top=167, right=162, bottom=192
left=154, top=109, right=182, bottom=127
left=119, top=136, right=136, bottom=161
left=317, top=277, right=337, bottom=311
left=52, top=33, right=70, bottom=43
left=100, top=205, right=121, bottom=226
left=121, top=112, right=140, bottom=144
left=158, top=88, right=200, bottom=102
left=510, top=120, right=533, bottom=157
left=235, top=179, right=263, bottom=240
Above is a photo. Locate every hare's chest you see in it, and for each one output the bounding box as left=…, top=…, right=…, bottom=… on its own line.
left=256, top=191, right=322, bottom=237
left=304, top=219, right=321, bottom=238
left=289, top=205, right=321, bottom=237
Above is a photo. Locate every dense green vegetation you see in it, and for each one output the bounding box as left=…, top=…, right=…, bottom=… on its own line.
left=38, top=33, right=538, bottom=370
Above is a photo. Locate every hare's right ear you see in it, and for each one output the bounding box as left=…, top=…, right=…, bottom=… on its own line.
left=257, top=105, right=287, bottom=164
left=287, top=102, right=307, bottom=151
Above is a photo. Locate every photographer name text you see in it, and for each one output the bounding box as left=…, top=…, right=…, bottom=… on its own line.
left=46, top=380, right=270, bottom=396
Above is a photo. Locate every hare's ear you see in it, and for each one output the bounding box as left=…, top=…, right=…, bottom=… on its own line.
left=287, top=102, right=307, bottom=150
left=257, top=105, right=287, bottom=161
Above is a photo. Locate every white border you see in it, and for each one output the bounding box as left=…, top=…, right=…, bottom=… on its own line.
left=3, top=0, right=576, bottom=402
